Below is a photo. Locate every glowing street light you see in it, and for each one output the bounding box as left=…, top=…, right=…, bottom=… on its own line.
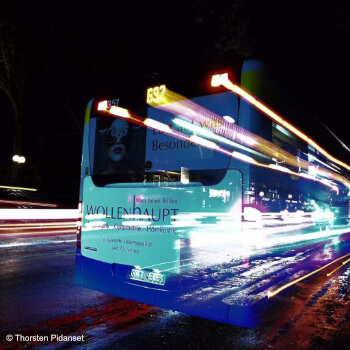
left=12, top=155, right=26, bottom=164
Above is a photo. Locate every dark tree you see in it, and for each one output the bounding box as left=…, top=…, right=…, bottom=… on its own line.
left=192, top=0, right=255, bottom=58
left=0, top=20, right=32, bottom=181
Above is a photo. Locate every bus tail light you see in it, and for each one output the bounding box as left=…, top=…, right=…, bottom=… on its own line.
left=211, top=73, right=229, bottom=87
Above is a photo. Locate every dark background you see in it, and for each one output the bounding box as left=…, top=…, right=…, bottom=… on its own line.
left=1, top=0, right=349, bottom=205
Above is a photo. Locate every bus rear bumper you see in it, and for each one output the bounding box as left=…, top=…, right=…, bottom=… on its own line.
left=74, top=251, right=263, bottom=327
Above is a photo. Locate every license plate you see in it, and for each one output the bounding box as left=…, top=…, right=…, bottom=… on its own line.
left=130, top=269, right=166, bottom=286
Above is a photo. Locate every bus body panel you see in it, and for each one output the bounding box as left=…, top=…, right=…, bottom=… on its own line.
left=77, top=169, right=252, bottom=325
left=81, top=169, right=242, bottom=268
left=75, top=59, right=350, bottom=328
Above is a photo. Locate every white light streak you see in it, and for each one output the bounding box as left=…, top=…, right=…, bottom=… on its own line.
left=0, top=239, right=76, bottom=248
left=0, top=209, right=78, bottom=220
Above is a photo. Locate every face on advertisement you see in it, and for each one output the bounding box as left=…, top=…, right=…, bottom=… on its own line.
left=105, top=119, right=130, bottom=162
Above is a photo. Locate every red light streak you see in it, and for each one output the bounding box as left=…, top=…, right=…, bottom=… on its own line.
left=211, top=73, right=350, bottom=172
left=97, top=101, right=350, bottom=191
left=0, top=229, right=76, bottom=237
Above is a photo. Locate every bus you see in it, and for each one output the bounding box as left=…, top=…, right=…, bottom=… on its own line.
left=75, top=60, right=350, bottom=327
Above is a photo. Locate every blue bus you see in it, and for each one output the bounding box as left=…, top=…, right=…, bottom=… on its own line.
left=75, top=60, right=350, bottom=327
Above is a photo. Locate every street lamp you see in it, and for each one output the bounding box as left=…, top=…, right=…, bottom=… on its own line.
left=12, top=155, right=26, bottom=164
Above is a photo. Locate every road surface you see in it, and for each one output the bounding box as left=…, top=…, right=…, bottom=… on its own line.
left=0, top=220, right=349, bottom=349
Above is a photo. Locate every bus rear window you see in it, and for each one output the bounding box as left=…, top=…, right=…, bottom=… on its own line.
left=91, top=115, right=146, bottom=178
left=90, top=111, right=233, bottom=186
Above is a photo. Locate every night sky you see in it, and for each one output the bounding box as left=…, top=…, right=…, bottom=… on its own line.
left=1, top=0, right=349, bottom=203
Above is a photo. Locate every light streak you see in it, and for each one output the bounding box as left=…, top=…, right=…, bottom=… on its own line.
left=231, top=151, right=257, bottom=164
left=223, top=115, right=235, bottom=123
left=97, top=101, right=145, bottom=127
left=189, top=135, right=219, bottom=149
left=0, top=209, right=78, bottom=220
left=0, top=221, right=77, bottom=228
left=268, top=164, right=292, bottom=173
left=144, top=118, right=173, bottom=133
left=140, top=257, right=196, bottom=270
left=0, top=223, right=77, bottom=231
left=108, top=106, right=132, bottom=119
left=327, top=258, right=350, bottom=276
left=0, top=199, right=57, bottom=207
left=0, top=229, right=76, bottom=237
left=98, top=98, right=350, bottom=191
left=308, top=154, right=341, bottom=174
left=211, top=73, right=350, bottom=172
left=0, top=185, right=37, bottom=191
left=172, top=117, right=264, bottom=157
left=145, top=86, right=350, bottom=191
left=267, top=252, right=350, bottom=298
left=262, top=225, right=349, bottom=248
left=0, top=239, right=76, bottom=248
